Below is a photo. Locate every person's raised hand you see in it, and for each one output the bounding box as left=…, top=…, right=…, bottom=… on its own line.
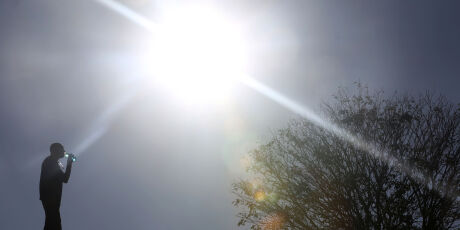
left=66, top=154, right=74, bottom=164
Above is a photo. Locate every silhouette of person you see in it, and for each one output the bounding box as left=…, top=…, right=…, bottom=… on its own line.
left=39, top=143, right=73, bottom=230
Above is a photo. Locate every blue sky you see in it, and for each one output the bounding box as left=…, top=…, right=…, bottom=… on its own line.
left=1, top=0, right=459, bottom=229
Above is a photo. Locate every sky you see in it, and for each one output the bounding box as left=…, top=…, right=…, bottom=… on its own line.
left=1, top=0, right=460, bottom=229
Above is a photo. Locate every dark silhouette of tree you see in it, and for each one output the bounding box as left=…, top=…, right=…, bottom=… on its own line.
left=232, top=85, right=460, bottom=229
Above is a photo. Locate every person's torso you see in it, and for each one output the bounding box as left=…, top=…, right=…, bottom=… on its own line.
left=39, top=156, right=64, bottom=201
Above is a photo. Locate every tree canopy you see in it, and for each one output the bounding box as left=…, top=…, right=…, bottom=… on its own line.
left=233, top=85, right=460, bottom=229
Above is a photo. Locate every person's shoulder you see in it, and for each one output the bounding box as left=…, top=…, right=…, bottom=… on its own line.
left=42, top=156, right=53, bottom=165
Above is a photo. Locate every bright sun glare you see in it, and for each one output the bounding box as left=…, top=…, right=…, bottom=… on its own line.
left=146, top=6, right=248, bottom=105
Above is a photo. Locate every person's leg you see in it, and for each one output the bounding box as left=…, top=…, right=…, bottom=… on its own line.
left=55, top=205, right=62, bottom=230
left=42, top=200, right=62, bottom=230
left=41, top=201, right=49, bottom=230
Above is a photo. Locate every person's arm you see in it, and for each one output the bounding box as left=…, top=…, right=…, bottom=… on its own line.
left=63, top=157, right=73, bottom=183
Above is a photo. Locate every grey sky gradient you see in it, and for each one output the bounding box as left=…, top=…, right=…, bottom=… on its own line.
left=1, top=0, right=460, bottom=229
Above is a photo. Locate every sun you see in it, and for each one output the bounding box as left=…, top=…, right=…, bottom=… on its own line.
left=145, top=6, right=248, bottom=105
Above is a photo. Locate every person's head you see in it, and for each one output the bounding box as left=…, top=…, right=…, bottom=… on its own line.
left=50, top=143, right=65, bottom=159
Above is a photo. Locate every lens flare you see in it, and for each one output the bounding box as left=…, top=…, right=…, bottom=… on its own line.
left=254, top=190, right=266, bottom=202
left=260, top=213, right=286, bottom=230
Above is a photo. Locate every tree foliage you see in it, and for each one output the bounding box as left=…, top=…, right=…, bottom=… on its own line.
left=232, top=85, right=460, bottom=229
